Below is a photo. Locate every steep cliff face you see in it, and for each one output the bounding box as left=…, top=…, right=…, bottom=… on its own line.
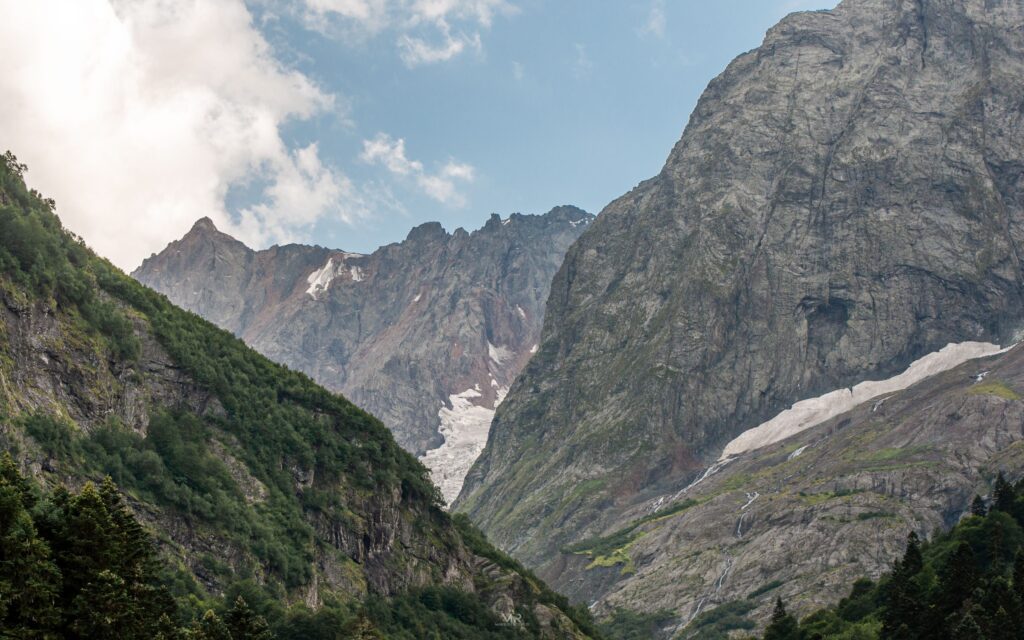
left=0, top=156, right=597, bottom=638
left=134, top=208, right=592, bottom=501
left=457, top=0, right=1024, bottom=602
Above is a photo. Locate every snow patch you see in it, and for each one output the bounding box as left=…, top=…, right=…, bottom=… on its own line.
left=671, top=458, right=732, bottom=502
left=569, top=218, right=590, bottom=228
left=420, top=385, right=509, bottom=505
left=787, top=445, right=808, bottom=461
left=488, top=341, right=513, bottom=367
left=516, top=305, right=526, bottom=319
left=306, top=258, right=340, bottom=299
left=413, top=293, right=421, bottom=303
left=720, top=341, right=1010, bottom=459
left=305, top=255, right=365, bottom=298
left=529, top=344, right=538, bottom=354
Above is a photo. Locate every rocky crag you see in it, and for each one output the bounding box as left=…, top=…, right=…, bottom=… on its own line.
left=133, top=207, right=592, bottom=501
left=456, top=0, right=1024, bottom=626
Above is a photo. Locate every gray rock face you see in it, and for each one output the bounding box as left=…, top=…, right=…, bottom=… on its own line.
left=566, top=344, right=1024, bottom=630
left=133, top=208, right=592, bottom=467
left=457, top=0, right=1024, bottom=605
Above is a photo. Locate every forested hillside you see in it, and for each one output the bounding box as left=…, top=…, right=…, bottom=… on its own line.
left=0, top=150, right=598, bottom=638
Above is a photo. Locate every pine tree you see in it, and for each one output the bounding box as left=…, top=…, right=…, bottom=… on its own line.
left=882, top=532, right=926, bottom=639
left=0, top=452, right=36, bottom=509
left=0, top=462, right=61, bottom=636
left=938, top=542, right=978, bottom=615
left=952, top=612, right=985, bottom=640
left=763, top=597, right=800, bottom=640
left=1014, top=550, right=1024, bottom=602
left=226, top=596, right=273, bottom=640
left=191, top=609, right=233, bottom=640
left=971, top=495, right=988, bottom=517
left=993, top=472, right=1015, bottom=514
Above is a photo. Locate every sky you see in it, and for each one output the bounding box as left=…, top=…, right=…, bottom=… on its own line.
left=0, top=0, right=836, bottom=270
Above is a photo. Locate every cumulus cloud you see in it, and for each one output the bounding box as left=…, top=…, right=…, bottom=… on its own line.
left=361, top=133, right=474, bottom=206
left=0, top=0, right=356, bottom=269
left=299, top=0, right=515, bottom=67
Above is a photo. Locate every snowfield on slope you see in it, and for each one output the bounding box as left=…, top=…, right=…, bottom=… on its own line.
left=720, top=341, right=1010, bottom=459
left=420, top=385, right=508, bottom=505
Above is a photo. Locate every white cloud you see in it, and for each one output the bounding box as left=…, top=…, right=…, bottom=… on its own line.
left=398, top=25, right=481, bottom=66
left=0, top=0, right=356, bottom=270
left=639, top=0, right=666, bottom=38
left=298, top=0, right=516, bottom=67
left=360, top=133, right=474, bottom=206
left=573, top=43, right=593, bottom=78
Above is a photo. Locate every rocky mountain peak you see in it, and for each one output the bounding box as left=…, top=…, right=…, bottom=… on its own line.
left=405, top=220, right=448, bottom=243
left=456, top=0, right=1024, bottom=622
left=134, top=206, right=594, bottom=502
left=190, top=215, right=219, bottom=233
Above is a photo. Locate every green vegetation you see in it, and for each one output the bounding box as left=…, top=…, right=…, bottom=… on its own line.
left=0, top=453, right=270, bottom=638
left=0, top=152, right=601, bottom=638
left=680, top=599, right=757, bottom=639
left=748, top=580, right=785, bottom=599
left=967, top=380, right=1022, bottom=401
left=452, top=514, right=603, bottom=638
left=756, top=472, right=1024, bottom=639
left=0, top=152, right=140, bottom=361
left=564, top=499, right=699, bottom=563
left=597, top=607, right=678, bottom=640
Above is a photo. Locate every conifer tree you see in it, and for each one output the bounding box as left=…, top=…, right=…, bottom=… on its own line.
left=0, top=459, right=61, bottom=636
left=1014, top=550, right=1024, bottom=603
left=971, top=495, right=988, bottom=517
left=938, top=542, right=978, bottom=615
left=192, top=609, right=233, bottom=640
left=763, top=597, right=799, bottom=640
left=881, top=532, right=926, bottom=639
left=993, top=472, right=1015, bottom=514
left=226, top=596, right=274, bottom=640
left=952, top=612, right=985, bottom=640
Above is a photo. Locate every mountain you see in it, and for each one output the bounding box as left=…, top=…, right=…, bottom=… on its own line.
left=133, top=208, right=592, bottom=502
left=577, top=341, right=1024, bottom=635
left=0, top=152, right=598, bottom=638
left=456, top=0, right=1024, bottom=626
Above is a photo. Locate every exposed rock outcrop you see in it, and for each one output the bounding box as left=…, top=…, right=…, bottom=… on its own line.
left=456, top=0, right=1024, bottom=621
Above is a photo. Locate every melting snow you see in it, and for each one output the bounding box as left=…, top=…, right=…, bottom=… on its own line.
left=488, top=342, right=513, bottom=367
left=720, top=341, right=1010, bottom=459
left=529, top=344, right=538, bottom=354
left=306, top=258, right=340, bottom=299
left=671, top=458, right=733, bottom=502
left=305, top=255, right=365, bottom=298
left=420, top=385, right=509, bottom=505
left=787, top=445, right=809, bottom=461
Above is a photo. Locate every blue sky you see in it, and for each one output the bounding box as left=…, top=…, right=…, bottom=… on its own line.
left=0, top=0, right=835, bottom=268
left=262, top=0, right=836, bottom=253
